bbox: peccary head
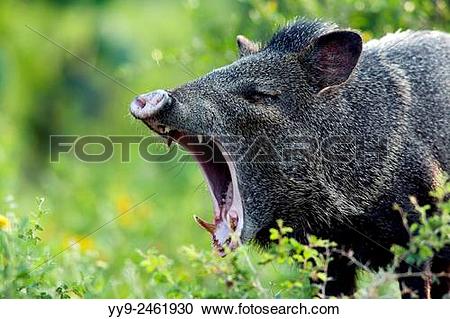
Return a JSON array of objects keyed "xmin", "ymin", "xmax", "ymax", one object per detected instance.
[{"xmin": 130, "ymin": 19, "xmax": 362, "ymax": 255}]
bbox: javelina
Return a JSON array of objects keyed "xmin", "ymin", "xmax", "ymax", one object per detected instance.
[{"xmin": 130, "ymin": 19, "xmax": 450, "ymax": 298}]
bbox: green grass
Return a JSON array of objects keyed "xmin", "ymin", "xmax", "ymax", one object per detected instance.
[{"xmin": 1, "ymin": 182, "xmax": 448, "ymax": 298}]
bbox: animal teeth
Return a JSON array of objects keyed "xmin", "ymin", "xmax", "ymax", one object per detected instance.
[
  {"xmin": 228, "ymin": 210, "xmax": 238, "ymax": 231},
  {"xmin": 193, "ymin": 215, "xmax": 216, "ymax": 234},
  {"xmin": 198, "ymin": 135, "xmax": 203, "ymax": 143}
]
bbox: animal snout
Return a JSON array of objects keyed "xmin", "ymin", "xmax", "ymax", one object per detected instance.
[{"xmin": 130, "ymin": 89, "xmax": 172, "ymax": 119}]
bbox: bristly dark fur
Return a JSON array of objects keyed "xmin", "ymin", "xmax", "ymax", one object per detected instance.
[
  {"xmin": 135, "ymin": 18, "xmax": 450, "ymax": 298},
  {"xmin": 265, "ymin": 18, "xmax": 338, "ymax": 53}
]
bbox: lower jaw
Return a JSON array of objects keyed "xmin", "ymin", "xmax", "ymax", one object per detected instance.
[
  {"xmin": 161, "ymin": 131, "xmax": 244, "ymax": 253},
  {"xmin": 137, "ymin": 116, "xmax": 247, "ymax": 254}
]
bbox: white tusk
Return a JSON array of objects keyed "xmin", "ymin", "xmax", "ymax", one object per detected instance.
[{"xmin": 193, "ymin": 215, "xmax": 216, "ymax": 234}]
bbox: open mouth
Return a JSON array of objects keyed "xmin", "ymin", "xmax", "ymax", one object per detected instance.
[{"xmin": 138, "ymin": 119, "xmax": 244, "ymax": 256}]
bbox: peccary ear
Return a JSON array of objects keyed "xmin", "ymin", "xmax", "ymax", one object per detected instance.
[
  {"xmin": 307, "ymin": 31, "xmax": 362, "ymax": 93},
  {"xmin": 236, "ymin": 35, "xmax": 259, "ymax": 58}
]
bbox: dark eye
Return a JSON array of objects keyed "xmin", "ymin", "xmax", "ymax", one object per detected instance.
[{"xmin": 241, "ymin": 88, "xmax": 279, "ymax": 104}]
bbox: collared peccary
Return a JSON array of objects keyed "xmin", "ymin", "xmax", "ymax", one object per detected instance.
[{"xmin": 130, "ymin": 19, "xmax": 450, "ymax": 298}]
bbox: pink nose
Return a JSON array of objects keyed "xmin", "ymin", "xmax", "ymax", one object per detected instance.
[
  {"xmin": 130, "ymin": 90, "xmax": 172, "ymax": 119},
  {"xmin": 135, "ymin": 96, "xmax": 146, "ymax": 108}
]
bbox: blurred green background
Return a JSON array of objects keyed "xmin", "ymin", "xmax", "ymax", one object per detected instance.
[{"xmin": 0, "ymin": 0, "xmax": 449, "ymax": 297}]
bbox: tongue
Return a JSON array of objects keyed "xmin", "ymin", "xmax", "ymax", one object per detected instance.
[{"xmin": 220, "ymin": 182, "xmax": 233, "ymax": 215}]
